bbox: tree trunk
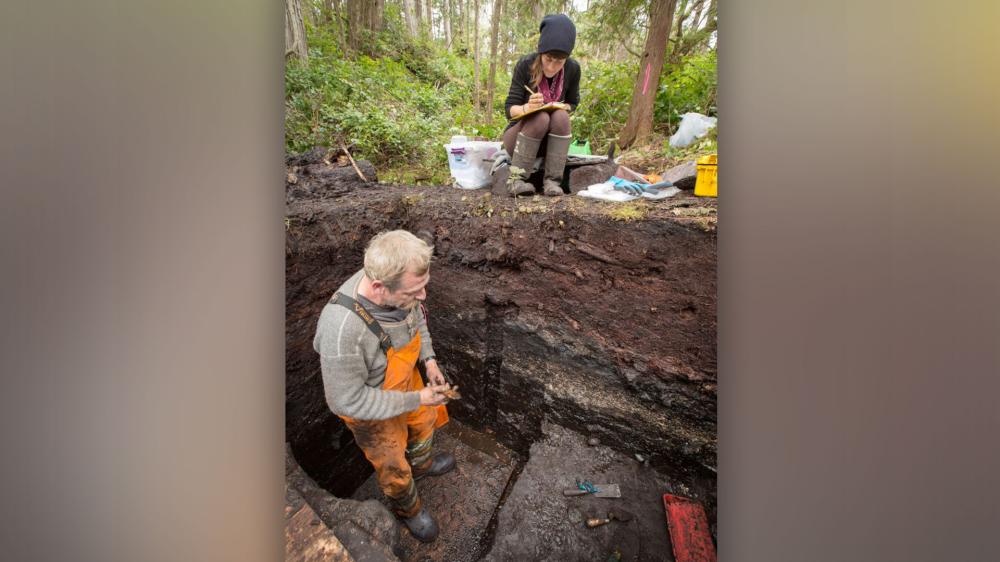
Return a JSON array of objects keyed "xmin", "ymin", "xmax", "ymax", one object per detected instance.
[
  {"xmin": 671, "ymin": 0, "xmax": 690, "ymax": 57},
  {"xmin": 458, "ymin": 0, "xmax": 465, "ymax": 51},
  {"xmin": 346, "ymin": 0, "xmax": 385, "ymax": 51},
  {"xmin": 426, "ymin": 0, "xmax": 433, "ymax": 38},
  {"xmin": 699, "ymin": 0, "xmax": 717, "ymax": 50},
  {"xmin": 302, "ymin": 0, "xmax": 315, "ymax": 26},
  {"xmin": 322, "ymin": 0, "xmax": 334, "ymax": 24},
  {"xmin": 444, "ymin": 0, "xmax": 452, "ymax": 49},
  {"xmin": 503, "ymin": 26, "xmax": 513, "ymax": 65},
  {"xmin": 346, "ymin": 0, "xmax": 360, "ymax": 50},
  {"xmin": 692, "ymin": 0, "xmax": 709, "ymax": 28},
  {"xmin": 485, "ymin": 0, "xmax": 503, "ymax": 121},
  {"xmin": 618, "ymin": 0, "xmax": 677, "ymax": 148},
  {"xmin": 473, "ymin": 0, "xmax": 481, "ymax": 112},
  {"xmin": 331, "ymin": 0, "xmax": 347, "ymax": 51},
  {"xmin": 669, "ymin": 1, "xmax": 688, "ymax": 62},
  {"xmin": 451, "ymin": 0, "xmax": 458, "ymax": 49},
  {"xmin": 285, "ymin": 0, "xmax": 309, "ymax": 61},
  {"xmin": 403, "ymin": 0, "xmax": 416, "ymax": 35},
  {"xmin": 672, "ymin": 0, "xmax": 716, "ymax": 60},
  {"xmin": 374, "ymin": 0, "xmax": 385, "ymax": 33},
  {"xmin": 414, "ymin": 0, "xmax": 423, "ymax": 30}
]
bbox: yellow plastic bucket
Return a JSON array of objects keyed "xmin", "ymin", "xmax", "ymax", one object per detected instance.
[{"xmin": 694, "ymin": 154, "xmax": 718, "ymax": 197}]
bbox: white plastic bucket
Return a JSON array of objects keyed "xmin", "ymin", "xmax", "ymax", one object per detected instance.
[{"xmin": 444, "ymin": 140, "xmax": 502, "ymax": 189}]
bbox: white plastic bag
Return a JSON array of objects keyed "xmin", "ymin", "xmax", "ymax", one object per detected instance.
[
  {"xmin": 576, "ymin": 181, "xmax": 681, "ymax": 202},
  {"xmin": 669, "ymin": 113, "xmax": 717, "ymax": 148},
  {"xmin": 577, "ymin": 181, "xmax": 638, "ymax": 202},
  {"xmin": 444, "ymin": 140, "xmax": 502, "ymax": 189}
]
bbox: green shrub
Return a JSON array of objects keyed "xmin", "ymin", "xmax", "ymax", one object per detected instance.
[
  {"xmin": 655, "ymin": 50, "xmax": 718, "ymax": 127},
  {"xmin": 285, "ymin": 39, "xmax": 469, "ymax": 174},
  {"xmin": 570, "ymin": 51, "xmax": 717, "ymax": 154},
  {"xmin": 285, "ymin": 18, "xmax": 716, "ymax": 181}
]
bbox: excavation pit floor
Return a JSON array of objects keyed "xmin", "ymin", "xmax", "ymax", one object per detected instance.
[
  {"xmin": 351, "ymin": 419, "xmax": 683, "ymax": 562},
  {"xmin": 352, "ymin": 421, "xmax": 517, "ymax": 562}
]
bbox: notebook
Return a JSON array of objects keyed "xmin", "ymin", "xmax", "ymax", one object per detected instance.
[{"xmin": 511, "ymin": 102, "xmax": 572, "ymax": 121}]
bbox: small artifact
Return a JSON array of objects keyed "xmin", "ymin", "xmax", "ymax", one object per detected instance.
[{"xmin": 586, "ymin": 508, "xmax": 634, "ymax": 529}]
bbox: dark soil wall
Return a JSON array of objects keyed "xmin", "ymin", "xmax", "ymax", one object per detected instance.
[{"xmin": 285, "ymin": 154, "xmax": 717, "ymax": 513}]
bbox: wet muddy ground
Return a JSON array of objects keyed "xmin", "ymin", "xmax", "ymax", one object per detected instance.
[
  {"xmin": 482, "ymin": 421, "xmax": 676, "ymax": 562},
  {"xmin": 350, "ymin": 420, "xmax": 682, "ymax": 562},
  {"xmin": 352, "ymin": 421, "xmax": 517, "ymax": 562},
  {"xmin": 284, "ymin": 150, "xmax": 717, "ymax": 561}
]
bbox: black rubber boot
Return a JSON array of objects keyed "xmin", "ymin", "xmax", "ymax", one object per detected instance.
[
  {"xmin": 413, "ymin": 452, "xmax": 456, "ymax": 480},
  {"xmin": 402, "ymin": 507, "xmax": 440, "ymax": 543},
  {"xmin": 507, "ymin": 132, "xmax": 543, "ymax": 197},
  {"xmin": 542, "ymin": 133, "xmax": 572, "ymax": 196}
]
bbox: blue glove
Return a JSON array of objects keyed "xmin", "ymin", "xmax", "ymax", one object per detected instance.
[
  {"xmin": 608, "ymin": 176, "xmax": 646, "ymax": 196},
  {"xmin": 609, "ymin": 176, "xmax": 676, "ymax": 196}
]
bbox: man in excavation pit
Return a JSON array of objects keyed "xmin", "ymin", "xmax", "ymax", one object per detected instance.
[{"xmin": 313, "ymin": 229, "xmax": 455, "ymax": 543}]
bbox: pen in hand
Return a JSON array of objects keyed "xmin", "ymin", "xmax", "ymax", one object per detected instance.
[{"xmin": 522, "ymin": 84, "xmax": 543, "ymax": 114}]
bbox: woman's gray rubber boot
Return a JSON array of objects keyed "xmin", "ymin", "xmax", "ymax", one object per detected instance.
[
  {"xmin": 543, "ymin": 133, "xmax": 572, "ymax": 196},
  {"xmin": 402, "ymin": 507, "xmax": 440, "ymax": 543},
  {"xmin": 507, "ymin": 132, "xmax": 543, "ymax": 197}
]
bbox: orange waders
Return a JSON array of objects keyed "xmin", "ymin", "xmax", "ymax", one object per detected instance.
[{"xmin": 333, "ymin": 293, "xmax": 449, "ymax": 517}]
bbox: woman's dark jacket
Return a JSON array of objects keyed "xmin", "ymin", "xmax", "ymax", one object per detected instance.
[{"xmin": 503, "ymin": 53, "xmax": 581, "ymax": 131}]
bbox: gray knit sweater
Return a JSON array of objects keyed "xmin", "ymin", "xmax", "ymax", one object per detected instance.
[{"xmin": 313, "ymin": 270, "xmax": 436, "ymax": 420}]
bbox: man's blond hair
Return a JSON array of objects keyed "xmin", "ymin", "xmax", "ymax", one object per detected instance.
[{"xmin": 363, "ymin": 230, "xmax": 434, "ymax": 290}]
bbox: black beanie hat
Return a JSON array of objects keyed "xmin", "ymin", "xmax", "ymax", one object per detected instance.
[{"xmin": 537, "ymin": 14, "xmax": 576, "ymax": 56}]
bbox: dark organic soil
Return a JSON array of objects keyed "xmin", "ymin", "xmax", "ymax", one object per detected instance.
[
  {"xmin": 284, "ymin": 150, "xmax": 718, "ymax": 538},
  {"xmin": 352, "ymin": 421, "xmax": 518, "ymax": 562},
  {"xmin": 482, "ymin": 422, "xmax": 678, "ymax": 562}
]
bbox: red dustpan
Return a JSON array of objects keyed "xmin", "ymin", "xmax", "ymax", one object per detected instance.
[{"xmin": 663, "ymin": 494, "xmax": 717, "ymax": 562}]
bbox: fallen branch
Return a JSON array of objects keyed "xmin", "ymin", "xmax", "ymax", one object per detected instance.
[
  {"xmin": 339, "ymin": 143, "xmax": 367, "ymax": 183},
  {"xmin": 568, "ymin": 239, "xmax": 623, "ymax": 266},
  {"xmin": 534, "ymin": 259, "xmax": 585, "ymax": 278}
]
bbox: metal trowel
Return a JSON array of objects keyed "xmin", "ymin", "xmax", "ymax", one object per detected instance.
[
  {"xmin": 586, "ymin": 508, "xmax": 635, "ymax": 528},
  {"xmin": 562, "ymin": 483, "xmax": 622, "ymax": 498}
]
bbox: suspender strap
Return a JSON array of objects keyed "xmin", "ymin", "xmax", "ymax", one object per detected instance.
[{"xmin": 330, "ymin": 292, "xmax": 391, "ymax": 354}]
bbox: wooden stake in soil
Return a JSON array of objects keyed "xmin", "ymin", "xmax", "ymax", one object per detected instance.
[{"xmin": 340, "ymin": 143, "xmax": 368, "ymax": 183}]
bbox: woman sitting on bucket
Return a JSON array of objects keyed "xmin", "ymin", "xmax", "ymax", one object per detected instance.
[{"xmin": 502, "ymin": 13, "xmax": 580, "ymax": 197}]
